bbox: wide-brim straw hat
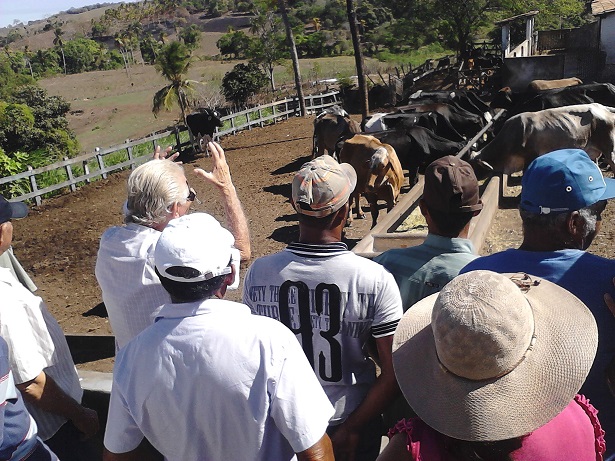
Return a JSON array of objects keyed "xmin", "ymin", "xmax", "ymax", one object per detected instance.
[{"xmin": 393, "ymin": 270, "xmax": 598, "ymax": 442}]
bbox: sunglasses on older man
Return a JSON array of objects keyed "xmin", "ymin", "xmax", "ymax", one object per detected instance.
[{"xmin": 186, "ymin": 184, "xmax": 201, "ymax": 204}]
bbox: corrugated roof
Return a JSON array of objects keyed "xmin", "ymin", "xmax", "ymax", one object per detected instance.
[
  {"xmin": 494, "ymin": 10, "xmax": 539, "ymax": 25},
  {"xmin": 592, "ymin": 0, "xmax": 615, "ymax": 16}
]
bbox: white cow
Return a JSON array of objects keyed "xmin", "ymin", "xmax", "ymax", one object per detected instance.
[{"xmin": 471, "ymin": 103, "xmax": 615, "ymax": 175}]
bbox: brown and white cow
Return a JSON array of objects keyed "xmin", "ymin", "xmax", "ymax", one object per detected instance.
[
  {"xmin": 312, "ymin": 109, "xmax": 361, "ymax": 159},
  {"xmin": 339, "ymin": 134, "xmax": 404, "ymax": 228},
  {"xmin": 527, "ymin": 77, "xmax": 583, "ymax": 92},
  {"xmin": 470, "ymin": 103, "xmax": 615, "ymax": 176}
]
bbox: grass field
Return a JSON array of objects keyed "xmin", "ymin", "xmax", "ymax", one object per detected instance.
[{"xmin": 38, "ymin": 54, "xmax": 393, "ymax": 153}]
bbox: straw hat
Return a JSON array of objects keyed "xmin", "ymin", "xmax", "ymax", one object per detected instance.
[{"xmin": 392, "ymin": 270, "xmax": 598, "ymax": 442}]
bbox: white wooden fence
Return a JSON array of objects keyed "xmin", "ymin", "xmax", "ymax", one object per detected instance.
[{"xmin": 0, "ymin": 91, "xmax": 341, "ymax": 206}]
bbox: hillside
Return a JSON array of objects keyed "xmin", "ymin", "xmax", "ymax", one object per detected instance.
[
  {"xmin": 38, "ymin": 55, "xmax": 382, "ymax": 153},
  {"xmin": 3, "ymin": 4, "xmax": 253, "ymax": 57}
]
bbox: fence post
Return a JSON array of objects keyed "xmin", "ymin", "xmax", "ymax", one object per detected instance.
[
  {"xmin": 83, "ymin": 160, "xmax": 91, "ymax": 184},
  {"xmin": 258, "ymin": 108, "xmax": 263, "ymax": 127},
  {"xmin": 273, "ymin": 104, "xmax": 277, "ymax": 124},
  {"xmin": 28, "ymin": 166, "xmax": 41, "ymax": 207},
  {"xmin": 127, "ymin": 145, "xmax": 134, "ymax": 169},
  {"xmin": 64, "ymin": 158, "xmax": 76, "ymax": 192},
  {"xmin": 246, "ymin": 112, "xmax": 251, "ymax": 130},
  {"xmin": 231, "ymin": 116, "xmax": 236, "ymax": 134},
  {"xmin": 174, "ymin": 126, "xmax": 182, "ymax": 151},
  {"xmin": 96, "ymin": 150, "xmax": 107, "ymax": 179}
]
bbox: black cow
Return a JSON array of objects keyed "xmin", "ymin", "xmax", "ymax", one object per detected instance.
[
  {"xmin": 491, "ymin": 83, "xmax": 615, "ymax": 115},
  {"xmin": 397, "ymin": 102, "xmax": 485, "ymax": 138},
  {"xmin": 369, "ymin": 126, "xmax": 465, "ymax": 186},
  {"xmin": 380, "ymin": 112, "xmax": 465, "ymax": 142},
  {"xmin": 408, "ymin": 89, "xmax": 492, "ymax": 119},
  {"xmin": 186, "ymin": 109, "xmax": 224, "ymax": 154}
]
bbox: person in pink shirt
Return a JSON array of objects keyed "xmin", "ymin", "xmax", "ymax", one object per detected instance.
[{"xmin": 378, "ymin": 270, "xmax": 605, "ymax": 461}]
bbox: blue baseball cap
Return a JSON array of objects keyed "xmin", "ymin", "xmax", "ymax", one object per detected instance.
[
  {"xmin": 0, "ymin": 195, "xmax": 28, "ymax": 224},
  {"xmin": 520, "ymin": 149, "xmax": 615, "ymax": 214}
]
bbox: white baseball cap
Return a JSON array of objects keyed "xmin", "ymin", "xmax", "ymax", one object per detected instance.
[{"xmin": 155, "ymin": 213, "xmax": 235, "ymax": 283}]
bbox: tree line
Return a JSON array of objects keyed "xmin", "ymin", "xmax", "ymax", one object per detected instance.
[{"xmin": 0, "ymin": 0, "xmax": 591, "ymax": 186}]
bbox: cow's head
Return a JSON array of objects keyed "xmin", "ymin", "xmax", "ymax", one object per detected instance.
[
  {"xmin": 367, "ymin": 147, "xmax": 391, "ymax": 190},
  {"xmin": 203, "ymin": 108, "xmax": 224, "ymax": 128},
  {"xmin": 466, "ymin": 154, "xmax": 494, "ymax": 180},
  {"xmin": 490, "ymin": 87, "xmax": 514, "ymax": 110}
]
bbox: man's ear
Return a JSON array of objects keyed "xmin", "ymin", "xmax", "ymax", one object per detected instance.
[
  {"xmin": 567, "ymin": 211, "xmax": 586, "ymax": 245},
  {"xmin": 332, "ymin": 202, "xmax": 350, "ymax": 226},
  {"xmin": 169, "ymin": 202, "xmax": 181, "ymax": 218},
  {"xmin": 215, "ymin": 266, "xmax": 236, "ymax": 299},
  {"xmin": 0, "ymin": 221, "xmax": 13, "ymax": 255},
  {"xmin": 568, "ymin": 211, "xmax": 581, "ymax": 234}
]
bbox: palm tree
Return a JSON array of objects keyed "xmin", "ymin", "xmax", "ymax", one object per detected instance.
[
  {"xmin": 53, "ymin": 27, "xmax": 66, "ymax": 74},
  {"xmin": 23, "ymin": 45, "xmax": 33, "ymax": 78},
  {"xmin": 114, "ymin": 33, "xmax": 131, "ymax": 77},
  {"xmin": 152, "ymin": 41, "xmax": 199, "ymax": 125},
  {"xmin": 346, "ymin": 0, "xmax": 369, "ymax": 120},
  {"xmin": 278, "ymin": 0, "xmax": 306, "ymax": 116}
]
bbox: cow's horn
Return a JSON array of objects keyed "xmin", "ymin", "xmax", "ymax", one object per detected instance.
[{"xmin": 477, "ymin": 159, "xmax": 494, "ymax": 171}]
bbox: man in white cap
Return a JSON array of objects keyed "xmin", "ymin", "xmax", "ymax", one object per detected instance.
[
  {"xmin": 462, "ymin": 148, "xmax": 615, "ymax": 458},
  {"xmin": 0, "ymin": 194, "xmax": 99, "ymax": 461},
  {"xmin": 103, "ymin": 213, "xmax": 334, "ymax": 461},
  {"xmin": 95, "ymin": 142, "xmax": 251, "ymax": 350},
  {"xmin": 243, "ymin": 155, "xmax": 403, "ymax": 461}
]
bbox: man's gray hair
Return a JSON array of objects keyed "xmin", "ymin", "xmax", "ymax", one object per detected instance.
[
  {"xmin": 125, "ymin": 160, "xmax": 188, "ymax": 227},
  {"xmin": 520, "ymin": 205, "xmax": 598, "ymax": 238}
]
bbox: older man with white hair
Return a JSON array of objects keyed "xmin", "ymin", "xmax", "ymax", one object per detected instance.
[{"xmin": 95, "ymin": 141, "xmax": 250, "ymax": 350}]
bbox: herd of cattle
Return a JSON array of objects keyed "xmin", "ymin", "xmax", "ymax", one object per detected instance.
[
  {"xmin": 312, "ymin": 80, "xmax": 615, "ymax": 227},
  {"xmin": 180, "ymin": 80, "xmax": 615, "ymax": 229}
]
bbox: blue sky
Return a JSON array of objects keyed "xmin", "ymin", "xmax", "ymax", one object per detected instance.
[{"xmin": 0, "ymin": 1, "xmax": 141, "ymax": 28}]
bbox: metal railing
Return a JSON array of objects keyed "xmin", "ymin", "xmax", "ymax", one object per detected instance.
[{"xmin": 1, "ymin": 91, "xmax": 341, "ymax": 206}]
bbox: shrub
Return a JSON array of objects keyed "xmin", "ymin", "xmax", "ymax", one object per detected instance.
[{"xmin": 221, "ymin": 62, "xmax": 268, "ymax": 107}]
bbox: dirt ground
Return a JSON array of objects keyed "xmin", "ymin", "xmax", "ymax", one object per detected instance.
[{"xmin": 11, "ymin": 115, "xmax": 615, "ymax": 372}]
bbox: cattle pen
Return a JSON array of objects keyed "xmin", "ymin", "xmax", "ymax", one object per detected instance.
[
  {"xmin": 352, "ymin": 109, "xmax": 506, "ymax": 259},
  {"xmin": 0, "ymin": 91, "xmax": 342, "ymax": 206}
]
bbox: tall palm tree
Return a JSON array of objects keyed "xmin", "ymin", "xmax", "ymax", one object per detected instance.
[
  {"xmin": 23, "ymin": 45, "xmax": 33, "ymax": 78},
  {"xmin": 115, "ymin": 34, "xmax": 129, "ymax": 76},
  {"xmin": 278, "ymin": 0, "xmax": 306, "ymax": 116},
  {"xmin": 53, "ymin": 27, "xmax": 66, "ymax": 74},
  {"xmin": 152, "ymin": 41, "xmax": 199, "ymax": 125},
  {"xmin": 346, "ymin": 0, "xmax": 368, "ymax": 120}
]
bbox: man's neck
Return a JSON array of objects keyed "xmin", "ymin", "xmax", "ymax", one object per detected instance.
[
  {"xmin": 518, "ymin": 237, "xmax": 574, "ymax": 252},
  {"xmin": 427, "ymin": 223, "xmax": 470, "ymax": 239},
  {"xmin": 297, "ymin": 235, "xmax": 341, "ymax": 244},
  {"xmin": 298, "ymin": 225, "xmax": 342, "ymax": 244}
]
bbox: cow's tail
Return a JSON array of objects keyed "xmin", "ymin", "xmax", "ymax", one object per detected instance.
[{"xmin": 312, "ymin": 132, "xmax": 318, "ymax": 158}]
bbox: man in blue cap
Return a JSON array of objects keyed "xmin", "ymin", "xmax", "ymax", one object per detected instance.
[
  {"xmin": 0, "ymin": 194, "xmax": 100, "ymax": 461},
  {"xmin": 0, "ymin": 195, "xmax": 37, "ymax": 292},
  {"xmin": 462, "ymin": 148, "xmax": 615, "ymax": 458}
]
